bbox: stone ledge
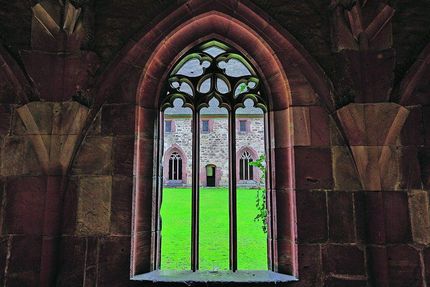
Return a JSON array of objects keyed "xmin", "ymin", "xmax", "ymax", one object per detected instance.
[{"xmin": 132, "ymin": 270, "xmax": 297, "ymax": 284}]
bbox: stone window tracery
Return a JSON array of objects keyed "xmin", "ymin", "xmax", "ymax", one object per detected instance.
[
  {"xmin": 158, "ymin": 40, "xmax": 267, "ymax": 272},
  {"xmin": 168, "ymin": 152, "xmax": 182, "ymax": 180},
  {"xmin": 239, "ymin": 151, "xmax": 254, "ymax": 180}
]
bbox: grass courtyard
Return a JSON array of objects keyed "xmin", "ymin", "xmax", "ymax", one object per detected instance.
[{"xmin": 160, "ymin": 187, "xmax": 267, "ymax": 270}]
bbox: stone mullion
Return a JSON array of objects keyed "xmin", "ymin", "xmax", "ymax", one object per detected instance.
[
  {"xmin": 191, "ymin": 111, "xmax": 200, "ymax": 271},
  {"xmin": 228, "ymin": 109, "xmax": 238, "ymax": 271}
]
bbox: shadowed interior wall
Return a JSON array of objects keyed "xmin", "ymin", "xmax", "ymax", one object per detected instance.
[{"xmin": 0, "ymin": 0, "xmax": 429, "ymax": 287}]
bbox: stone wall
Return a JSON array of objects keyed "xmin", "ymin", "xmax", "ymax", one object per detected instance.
[
  {"xmin": 163, "ymin": 115, "xmax": 265, "ymax": 186},
  {"xmin": 0, "ymin": 0, "xmax": 429, "ymax": 286}
]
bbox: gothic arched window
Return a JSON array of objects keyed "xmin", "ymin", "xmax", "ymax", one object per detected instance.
[
  {"xmin": 239, "ymin": 151, "xmax": 254, "ymax": 181},
  {"xmin": 168, "ymin": 152, "xmax": 182, "ymax": 180},
  {"xmin": 159, "ymin": 40, "xmax": 267, "ymax": 272}
]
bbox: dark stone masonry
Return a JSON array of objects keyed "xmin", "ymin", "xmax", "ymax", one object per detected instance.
[{"xmin": 0, "ymin": 0, "xmax": 429, "ymax": 286}]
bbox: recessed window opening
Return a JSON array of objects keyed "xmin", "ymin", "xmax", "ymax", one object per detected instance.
[
  {"xmin": 239, "ymin": 151, "xmax": 253, "ymax": 181},
  {"xmin": 169, "ymin": 152, "xmax": 183, "ymax": 180},
  {"xmin": 202, "ymin": 120, "xmax": 209, "ymax": 133},
  {"xmin": 165, "ymin": 120, "xmax": 173, "ymax": 132},
  {"xmin": 158, "ymin": 40, "xmax": 269, "ymax": 273},
  {"xmin": 239, "ymin": 120, "xmax": 247, "ymax": 133}
]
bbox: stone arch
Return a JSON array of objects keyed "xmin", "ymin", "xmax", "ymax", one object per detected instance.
[
  {"xmin": 398, "ymin": 43, "xmax": 430, "ymax": 106},
  {"xmin": 163, "ymin": 144, "xmax": 188, "ymax": 185},
  {"xmin": 236, "ymin": 146, "xmax": 260, "ymax": 182},
  {"xmin": 0, "ymin": 44, "xmax": 36, "ymax": 103},
  {"xmin": 115, "ymin": 0, "xmax": 337, "ymax": 277}
]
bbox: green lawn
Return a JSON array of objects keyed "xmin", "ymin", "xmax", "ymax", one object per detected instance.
[{"xmin": 160, "ymin": 187, "xmax": 267, "ymax": 271}]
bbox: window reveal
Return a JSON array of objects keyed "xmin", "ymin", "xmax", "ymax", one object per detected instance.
[{"xmin": 159, "ymin": 40, "xmax": 267, "ymax": 272}]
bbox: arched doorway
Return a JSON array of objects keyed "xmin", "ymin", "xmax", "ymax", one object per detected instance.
[{"xmin": 206, "ymin": 164, "xmax": 216, "ymax": 187}]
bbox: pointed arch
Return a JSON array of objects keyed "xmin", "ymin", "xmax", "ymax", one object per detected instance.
[
  {"xmin": 123, "ymin": 0, "xmax": 336, "ymax": 278},
  {"xmin": 0, "ymin": 44, "xmax": 37, "ymax": 103},
  {"xmin": 398, "ymin": 43, "xmax": 430, "ymax": 106},
  {"xmin": 236, "ymin": 146, "xmax": 259, "ymax": 182},
  {"xmin": 163, "ymin": 144, "xmax": 188, "ymax": 185}
]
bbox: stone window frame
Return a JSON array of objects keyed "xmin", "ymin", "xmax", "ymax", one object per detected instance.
[
  {"xmin": 201, "ymin": 119, "xmax": 214, "ymax": 133},
  {"xmin": 163, "ymin": 144, "xmax": 188, "ymax": 185},
  {"xmin": 237, "ymin": 119, "xmax": 251, "ymax": 134},
  {"xmin": 158, "ymin": 39, "xmax": 268, "ymax": 273},
  {"xmin": 164, "ymin": 119, "xmax": 175, "ymax": 133},
  {"xmin": 236, "ymin": 146, "xmax": 259, "ymax": 183},
  {"xmin": 92, "ymin": 0, "xmax": 337, "ymax": 283}
]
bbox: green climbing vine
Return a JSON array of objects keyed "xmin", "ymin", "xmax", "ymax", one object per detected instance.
[{"xmin": 249, "ymin": 154, "xmax": 268, "ymax": 233}]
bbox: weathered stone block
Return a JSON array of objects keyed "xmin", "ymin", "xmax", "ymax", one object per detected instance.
[
  {"xmin": 350, "ymin": 146, "xmax": 402, "ymax": 191},
  {"xmin": 296, "ymin": 190, "xmax": 327, "ymax": 243},
  {"xmin": 291, "ymin": 106, "xmax": 311, "ymax": 146},
  {"xmin": 297, "ymin": 244, "xmax": 322, "ymax": 286},
  {"xmin": 424, "ymin": 247, "xmax": 430, "ymax": 283},
  {"xmin": 111, "ymin": 176, "xmax": 133, "ymax": 235},
  {"xmin": 288, "ymin": 70, "xmax": 318, "ymax": 106},
  {"xmin": 401, "ymin": 106, "xmax": 424, "ymax": 146},
  {"xmin": 136, "ymin": 106, "xmax": 157, "ymax": 139},
  {"xmin": 365, "ymin": 191, "xmax": 411, "ymax": 244},
  {"xmin": 294, "ymin": 147, "xmax": 333, "ymax": 190},
  {"xmin": 51, "ymin": 102, "xmax": 89, "ymax": 135},
  {"xmin": 399, "ymin": 146, "xmax": 423, "ymax": 190},
  {"xmin": 323, "ymin": 277, "xmax": 368, "ymax": 287},
  {"xmin": 272, "ymin": 109, "xmax": 293, "ymax": 148},
  {"xmin": 273, "ymin": 148, "xmax": 293, "ymax": 189},
  {"xmin": 14, "ymin": 102, "xmax": 54, "ymax": 135},
  {"xmin": 7, "ymin": 235, "xmax": 42, "ymax": 286},
  {"xmin": 56, "ymin": 236, "xmax": 86, "ymax": 287},
  {"xmin": 337, "ymin": 103, "xmax": 409, "ymax": 146},
  {"xmin": 0, "ymin": 104, "xmax": 11, "ymax": 136},
  {"xmin": 328, "ymin": 192, "xmax": 355, "ymax": 242},
  {"xmin": 61, "ymin": 176, "xmax": 79, "ymax": 235},
  {"xmin": 387, "ymin": 245, "xmax": 422, "ymax": 287},
  {"xmin": 5, "ymin": 177, "xmax": 46, "ymax": 235},
  {"xmin": 331, "ymin": 146, "xmax": 361, "ymax": 191},
  {"xmin": 419, "ymin": 148, "xmax": 430, "ymax": 190},
  {"xmin": 424, "ymin": 106, "xmax": 430, "ymax": 146},
  {"xmin": 135, "ymin": 138, "xmax": 155, "ymax": 178},
  {"xmin": 101, "ymin": 104, "xmax": 135, "ymax": 136},
  {"xmin": 72, "ymin": 136, "xmax": 113, "ymax": 175},
  {"xmin": 322, "ymin": 244, "xmax": 365, "ymax": 275},
  {"xmin": 1, "ymin": 136, "xmax": 41, "ymax": 176},
  {"xmin": 97, "ymin": 236, "xmax": 131, "ymax": 287},
  {"xmin": 113, "ymin": 136, "xmax": 135, "ymax": 176},
  {"xmin": 275, "ymin": 189, "xmax": 293, "ymax": 240},
  {"xmin": 76, "ymin": 176, "xmax": 112, "ymax": 235},
  {"xmin": 408, "ymin": 190, "xmax": 430, "ymax": 244},
  {"xmin": 385, "ymin": 191, "xmax": 412, "ymax": 243},
  {"xmin": 309, "ymin": 106, "xmax": 330, "ymax": 146}
]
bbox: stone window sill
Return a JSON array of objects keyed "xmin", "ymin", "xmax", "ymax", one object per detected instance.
[{"xmin": 132, "ymin": 270, "xmax": 297, "ymax": 285}]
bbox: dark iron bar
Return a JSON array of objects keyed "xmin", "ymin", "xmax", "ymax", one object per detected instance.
[
  {"xmin": 228, "ymin": 110, "xmax": 238, "ymax": 271},
  {"xmin": 191, "ymin": 111, "xmax": 200, "ymax": 271}
]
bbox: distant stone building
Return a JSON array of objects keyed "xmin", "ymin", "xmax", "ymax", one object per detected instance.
[{"xmin": 163, "ymin": 104, "xmax": 265, "ymax": 187}]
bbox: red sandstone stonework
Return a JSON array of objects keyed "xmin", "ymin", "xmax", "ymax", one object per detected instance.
[{"xmin": 0, "ymin": 0, "xmax": 428, "ymax": 286}]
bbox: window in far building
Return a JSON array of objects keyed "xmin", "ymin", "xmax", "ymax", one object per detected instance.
[
  {"xmin": 165, "ymin": 120, "xmax": 173, "ymax": 132},
  {"xmin": 168, "ymin": 152, "xmax": 182, "ymax": 180},
  {"xmin": 239, "ymin": 120, "xmax": 247, "ymax": 133},
  {"xmin": 202, "ymin": 120, "xmax": 209, "ymax": 132},
  {"xmin": 239, "ymin": 151, "xmax": 254, "ymax": 180}
]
